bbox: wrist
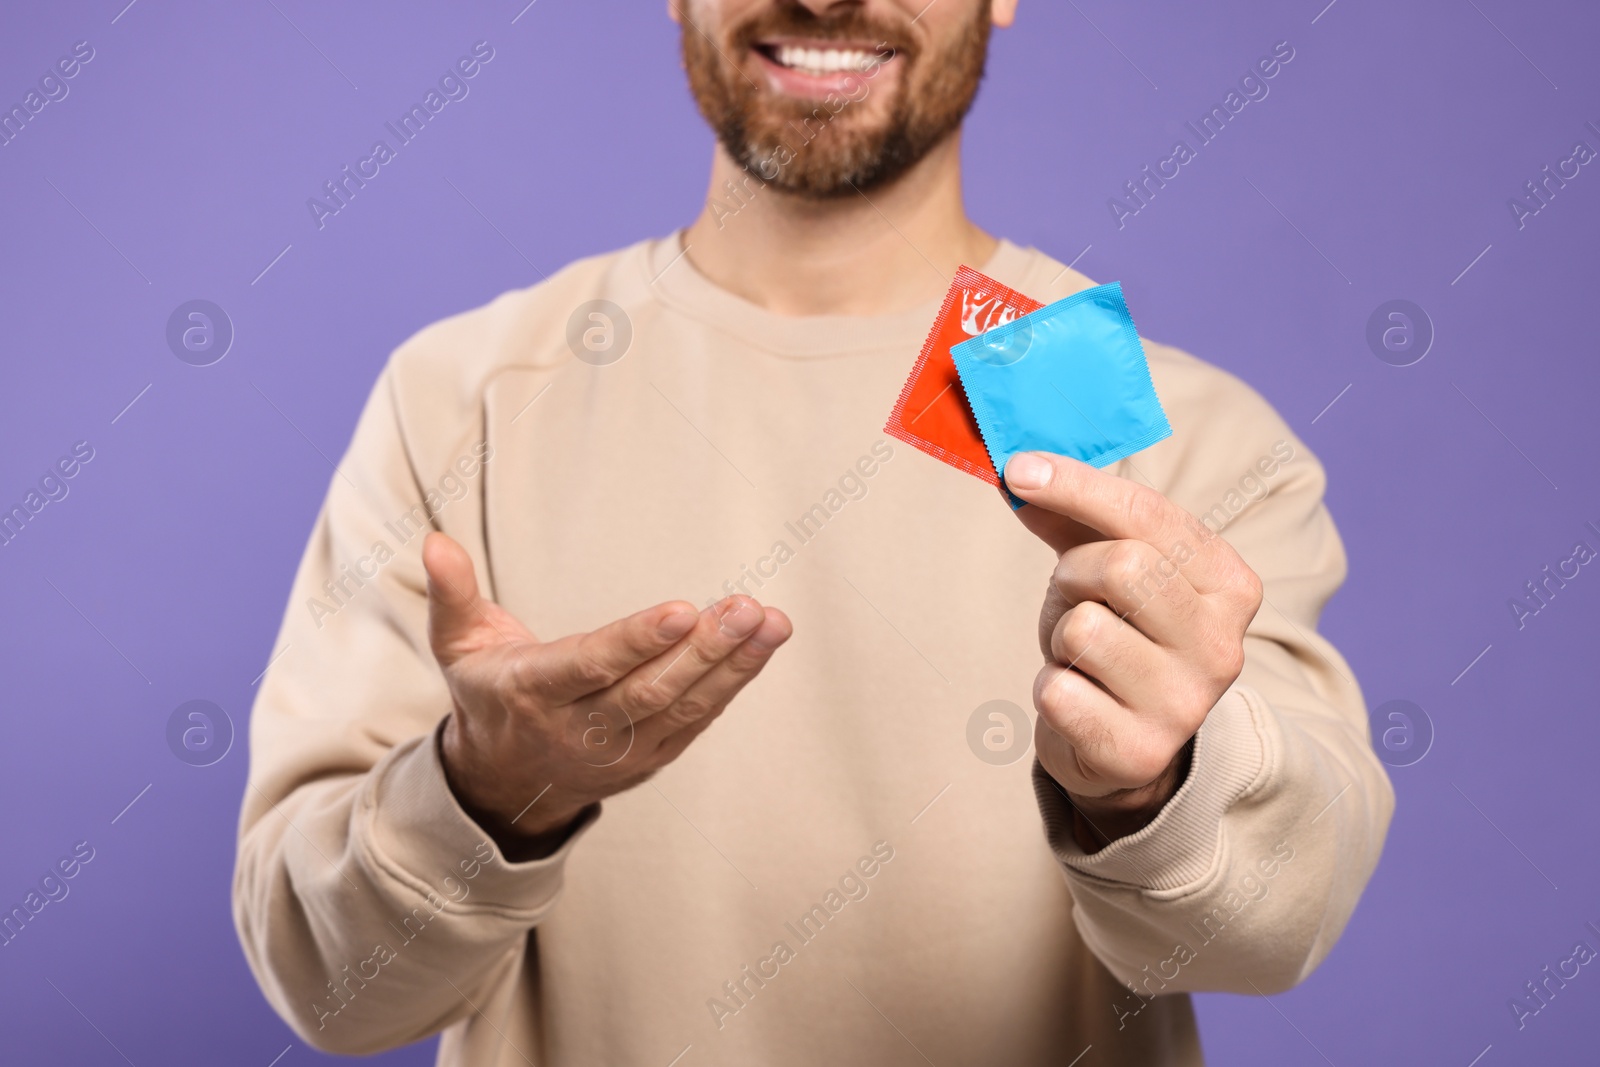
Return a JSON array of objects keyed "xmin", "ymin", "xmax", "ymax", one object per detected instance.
[
  {"xmin": 458, "ymin": 797, "xmax": 590, "ymax": 863},
  {"xmin": 1066, "ymin": 735, "xmax": 1195, "ymax": 853},
  {"xmin": 438, "ymin": 717, "xmax": 588, "ymax": 861}
]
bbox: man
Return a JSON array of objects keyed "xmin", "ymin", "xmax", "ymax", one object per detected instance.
[{"xmin": 233, "ymin": 1, "xmax": 1392, "ymax": 1064}]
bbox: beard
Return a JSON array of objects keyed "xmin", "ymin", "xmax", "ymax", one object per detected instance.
[{"xmin": 680, "ymin": 1, "xmax": 992, "ymax": 199}]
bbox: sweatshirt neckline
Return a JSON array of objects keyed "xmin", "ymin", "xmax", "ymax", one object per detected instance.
[{"xmin": 639, "ymin": 229, "xmax": 1035, "ymax": 358}]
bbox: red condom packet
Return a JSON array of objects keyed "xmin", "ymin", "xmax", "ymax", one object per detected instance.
[{"xmin": 885, "ymin": 266, "xmax": 1044, "ymax": 486}]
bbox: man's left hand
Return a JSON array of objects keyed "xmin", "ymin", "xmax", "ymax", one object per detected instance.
[{"xmin": 1003, "ymin": 451, "xmax": 1264, "ymax": 848}]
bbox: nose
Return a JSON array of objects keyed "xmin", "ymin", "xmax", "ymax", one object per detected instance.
[{"xmin": 791, "ymin": 0, "xmax": 866, "ymax": 15}]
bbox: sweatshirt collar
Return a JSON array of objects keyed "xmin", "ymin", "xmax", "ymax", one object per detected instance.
[{"xmin": 638, "ymin": 228, "xmax": 1041, "ymax": 358}]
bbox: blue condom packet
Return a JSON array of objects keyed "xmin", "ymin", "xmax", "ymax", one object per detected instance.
[{"xmin": 949, "ymin": 281, "xmax": 1171, "ymax": 509}]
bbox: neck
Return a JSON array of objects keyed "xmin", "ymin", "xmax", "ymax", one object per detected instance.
[{"xmin": 681, "ymin": 132, "xmax": 997, "ymax": 317}]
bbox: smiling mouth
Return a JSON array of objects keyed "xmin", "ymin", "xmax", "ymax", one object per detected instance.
[{"xmin": 753, "ymin": 40, "xmax": 892, "ymax": 77}]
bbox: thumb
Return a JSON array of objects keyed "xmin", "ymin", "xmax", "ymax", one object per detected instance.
[
  {"xmin": 1013, "ymin": 495, "xmax": 1103, "ymax": 557},
  {"xmin": 422, "ymin": 531, "xmax": 491, "ymax": 667},
  {"xmin": 1006, "ymin": 453, "xmax": 1105, "ymax": 556}
]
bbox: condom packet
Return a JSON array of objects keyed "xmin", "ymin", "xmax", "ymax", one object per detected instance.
[
  {"xmin": 950, "ymin": 281, "xmax": 1172, "ymax": 509},
  {"xmin": 884, "ymin": 266, "xmax": 1044, "ymax": 488}
]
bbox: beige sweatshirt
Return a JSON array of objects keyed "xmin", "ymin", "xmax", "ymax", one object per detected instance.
[{"xmin": 233, "ymin": 234, "xmax": 1393, "ymax": 1067}]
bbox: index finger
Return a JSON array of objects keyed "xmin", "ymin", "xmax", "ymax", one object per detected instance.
[
  {"xmin": 531, "ymin": 600, "xmax": 702, "ymax": 703},
  {"xmin": 1004, "ymin": 451, "xmax": 1229, "ymax": 592}
]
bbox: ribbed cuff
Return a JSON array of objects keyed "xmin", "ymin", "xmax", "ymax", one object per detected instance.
[
  {"xmin": 358, "ymin": 723, "xmax": 599, "ymax": 918},
  {"xmin": 1033, "ymin": 686, "xmax": 1268, "ymax": 893}
]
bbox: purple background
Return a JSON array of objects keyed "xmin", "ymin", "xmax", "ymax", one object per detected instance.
[{"xmin": 2, "ymin": 0, "xmax": 1597, "ymax": 1063}]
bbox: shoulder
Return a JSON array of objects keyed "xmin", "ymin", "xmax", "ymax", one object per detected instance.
[
  {"xmin": 383, "ymin": 238, "xmax": 655, "ymax": 419},
  {"xmin": 1131, "ymin": 337, "xmax": 1344, "ymax": 598},
  {"xmin": 1144, "ymin": 338, "xmax": 1289, "ymax": 452}
]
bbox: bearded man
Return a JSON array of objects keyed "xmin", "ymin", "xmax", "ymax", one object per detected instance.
[{"xmin": 233, "ymin": 2, "xmax": 1392, "ymax": 1064}]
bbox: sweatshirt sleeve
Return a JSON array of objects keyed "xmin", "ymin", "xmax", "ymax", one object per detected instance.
[
  {"xmin": 231, "ymin": 360, "xmax": 592, "ymax": 1055},
  {"xmin": 1032, "ymin": 354, "xmax": 1394, "ymax": 1003}
]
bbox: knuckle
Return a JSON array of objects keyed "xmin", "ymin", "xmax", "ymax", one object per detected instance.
[
  {"xmin": 508, "ymin": 661, "xmax": 558, "ymax": 707},
  {"xmin": 1203, "ymin": 622, "xmax": 1247, "ymax": 681},
  {"xmin": 1032, "ymin": 664, "xmax": 1075, "ymax": 719},
  {"xmin": 1240, "ymin": 568, "xmax": 1265, "ymax": 612},
  {"xmin": 1050, "ymin": 553, "xmax": 1077, "ymax": 592},
  {"xmin": 1103, "ymin": 541, "xmax": 1153, "ymax": 598},
  {"xmin": 1123, "ymin": 486, "xmax": 1166, "ymax": 533},
  {"xmin": 571, "ymin": 655, "xmax": 617, "ymax": 692},
  {"xmin": 1034, "ymin": 666, "xmax": 1096, "ymax": 734},
  {"xmin": 509, "ymin": 658, "xmax": 546, "ymax": 693},
  {"xmin": 681, "ymin": 637, "xmax": 725, "ymax": 671},
  {"xmin": 1056, "ymin": 605, "xmax": 1102, "ymax": 658},
  {"xmin": 723, "ymin": 640, "xmax": 771, "ymax": 674},
  {"xmin": 666, "ymin": 698, "xmax": 719, "ymax": 731},
  {"xmin": 1223, "ymin": 558, "xmax": 1264, "ymax": 613},
  {"xmin": 619, "ymin": 678, "xmax": 674, "ymax": 716}
]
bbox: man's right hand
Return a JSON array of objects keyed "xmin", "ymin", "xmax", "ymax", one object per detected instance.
[{"xmin": 422, "ymin": 531, "xmax": 792, "ymax": 860}]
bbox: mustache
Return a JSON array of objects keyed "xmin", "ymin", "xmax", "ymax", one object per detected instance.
[{"xmin": 727, "ymin": 4, "xmax": 917, "ymax": 62}]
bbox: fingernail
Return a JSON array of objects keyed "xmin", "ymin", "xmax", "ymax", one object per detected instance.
[
  {"xmin": 659, "ymin": 611, "xmax": 697, "ymax": 640},
  {"xmin": 1005, "ymin": 452, "xmax": 1052, "ymax": 491},
  {"xmin": 746, "ymin": 616, "xmax": 789, "ymax": 652},
  {"xmin": 716, "ymin": 598, "xmax": 761, "ymax": 637}
]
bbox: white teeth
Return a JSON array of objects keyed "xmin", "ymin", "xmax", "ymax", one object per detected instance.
[{"xmin": 773, "ymin": 44, "xmax": 883, "ymax": 76}]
